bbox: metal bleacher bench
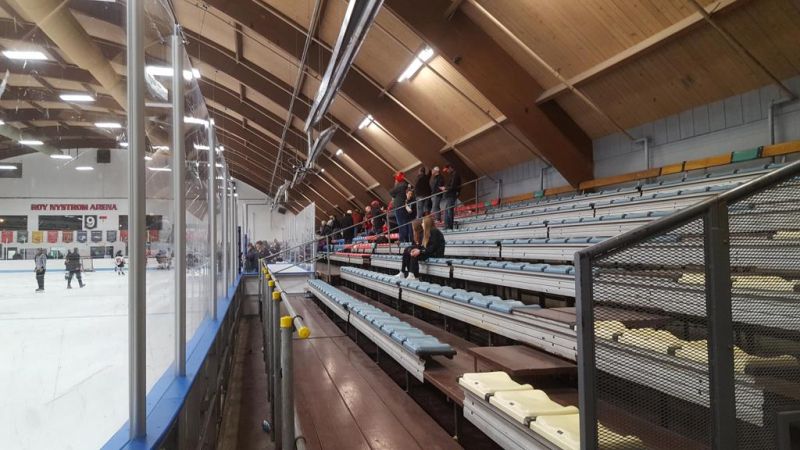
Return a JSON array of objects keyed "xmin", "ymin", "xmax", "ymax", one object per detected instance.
[
  {"xmin": 340, "ymin": 267, "xmax": 578, "ymax": 360},
  {"xmin": 369, "ymin": 254, "xmax": 576, "ymax": 297},
  {"xmin": 306, "ymin": 279, "xmax": 455, "ymax": 381}
]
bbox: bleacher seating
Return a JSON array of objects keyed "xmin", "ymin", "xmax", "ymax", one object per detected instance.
[
  {"xmin": 307, "ymin": 279, "xmax": 455, "ymax": 381},
  {"xmin": 459, "ymin": 371, "xmax": 643, "ymax": 450}
]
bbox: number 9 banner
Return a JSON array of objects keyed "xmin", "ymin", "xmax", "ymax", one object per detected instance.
[{"xmin": 83, "ymin": 215, "xmax": 97, "ymax": 229}]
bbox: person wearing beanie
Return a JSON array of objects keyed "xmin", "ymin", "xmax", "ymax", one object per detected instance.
[{"xmin": 389, "ymin": 172, "xmax": 411, "ymax": 242}]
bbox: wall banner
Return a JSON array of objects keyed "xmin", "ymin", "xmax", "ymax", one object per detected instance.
[
  {"xmin": 47, "ymin": 231, "xmax": 58, "ymax": 243},
  {"xmin": 106, "ymin": 230, "xmax": 117, "ymax": 243},
  {"xmin": 62, "ymin": 231, "xmax": 73, "ymax": 243},
  {"xmin": 91, "ymin": 230, "xmax": 103, "ymax": 243},
  {"xmin": 31, "ymin": 231, "xmax": 43, "ymax": 244},
  {"xmin": 76, "ymin": 230, "xmax": 87, "ymax": 243}
]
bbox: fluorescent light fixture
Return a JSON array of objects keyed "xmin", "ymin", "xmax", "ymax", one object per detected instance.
[
  {"xmin": 19, "ymin": 140, "xmax": 44, "ymax": 146},
  {"xmin": 397, "ymin": 47, "xmax": 433, "ymax": 82},
  {"xmin": 216, "ymin": 146, "xmax": 224, "ymax": 152},
  {"xmin": 335, "ymin": 148, "xmax": 344, "ymax": 156},
  {"xmin": 0, "ymin": 120, "xmax": 5, "ymax": 125},
  {"xmin": 75, "ymin": 166, "xmax": 94, "ymax": 171},
  {"xmin": 95, "ymin": 122, "xmax": 122, "ymax": 129},
  {"xmin": 119, "ymin": 142, "xmax": 129, "ymax": 148},
  {"xmin": 50, "ymin": 154, "xmax": 73, "ymax": 160},
  {"xmin": 320, "ymin": 168, "xmax": 325, "ymax": 172},
  {"xmin": 184, "ymin": 116, "xmax": 208, "ymax": 126},
  {"xmin": 234, "ymin": 193, "xmax": 239, "ymax": 197},
  {"xmin": 59, "ymin": 93, "xmax": 95, "ymax": 102},
  {"xmin": 358, "ymin": 114, "xmax": 373, "ymax": 130},
  {"xmin": 216, "ymin": 176, "xmax": 225, "ymax": 180},
  {"xmin": 215, "ymin": 163, "xmax": 223, "ymax": 168},
  {"xmin": 144, "ymin": 155, "xmax": 153, "ymax": 161},
  {"xmin": 148, "ymin": 167, "xmax": 171, "ymax": 172},
  {"xmin": 3, "ymin": 50, "xmax": 47, "ymax": 60},
  {"xmin": 0, "ymin": 164, "xmax": 17, "ymax": 170},
  {"xmin": 194, "ymin": 144, "xmax": 210, "ymax": 151},
  {"xmin": 145, "ymin": 65, "xmax": 201, "ymax": 81},
  {"xmin": 152, "ymin": 145, "xmax": 170, "ymax": 151}
]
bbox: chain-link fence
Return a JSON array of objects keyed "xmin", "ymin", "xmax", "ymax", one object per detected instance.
[{"xmin": 576, "ymin": 161, "xmax": 800, "ymax": 449}]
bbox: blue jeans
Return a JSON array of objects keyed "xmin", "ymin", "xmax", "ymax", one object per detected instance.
[
  {"xmin": 431, "ymin": 194, "xmax": 442, "ymax": 221},
  {"xmin": 395, "ymin": 209, "xmax": 412, "ymax": 242},
  {"xmin": 443, "ymin": 195, "xmax": 456, "ymax": 229},
  {"xmin": 416, "ymin": 198, "xmax": 431, "ymax": 219}
]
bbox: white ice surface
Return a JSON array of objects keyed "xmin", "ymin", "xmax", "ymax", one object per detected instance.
[{"xmin": 0, "ymin": 266, "xmax": 210, "ymax": 449}]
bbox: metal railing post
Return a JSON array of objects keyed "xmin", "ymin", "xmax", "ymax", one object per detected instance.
[
  {"xmin": 280, "ymin": 316, "xmax": 295, "ymax": 449},
  {"xmin": 704, "ymin": 202, "xmax": 737, "ymax": 449},
  {"xmin": 222, "ymin": 166, "xmax": 228, "ymax": 296},
  {"xmin": 272, "ymin": 288, "xmax": 282, "ymax": 448},
  {"xmin": 208, "ymin": 127, "xmax": 218, "ymax": 320},
  {"xmin": 266, "ymin": 276, "xmax": 274, "ymax": 402},
  {"xmin": 127, "ymin": 0, "xmax": 146, "ymax": 437},
  {"xmin": 575, "ymin": 252, "xmax": 597, "ymax": 450},
  {"xmin": 172, "ymin": 27, "xmax": 187, "ymax": 376}
]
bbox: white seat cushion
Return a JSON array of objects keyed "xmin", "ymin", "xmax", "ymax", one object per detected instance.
[
  {"xmin": 489, "ymin": 389, "xmax": 577, "ymax": 424},
  {"xmin": 458, "ymin": 371, "xmax": 532, "ymax": 399}
]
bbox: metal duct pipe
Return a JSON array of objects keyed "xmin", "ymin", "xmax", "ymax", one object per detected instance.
[
  {"xmin": 635, "ymin": 138, "xmax": 650, "ymax": 170},
  {"xmin": 768, "ymin": 98, "xmax": 796, "ymax": 146},
  {"xmin": 10, "ymin": 0, "xmax": 128, "ymax": 109}
]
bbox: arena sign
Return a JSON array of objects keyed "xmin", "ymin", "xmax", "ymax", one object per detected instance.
[{"xmin": 30, "ymin": 203, "xmax": 118, "ymax": 211}]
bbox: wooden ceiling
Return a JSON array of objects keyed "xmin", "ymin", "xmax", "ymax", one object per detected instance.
[{"xmin": 1, "ymin": 0, "xmax": 799, "ymax": 220}]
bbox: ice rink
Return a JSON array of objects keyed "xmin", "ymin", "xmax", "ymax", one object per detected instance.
[{"xmin": 0, "ymin": 263, "xmax": 210, "ymax": 449}]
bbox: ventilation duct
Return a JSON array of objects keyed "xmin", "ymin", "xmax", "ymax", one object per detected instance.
[
  {"xmin": 305, "ymin": 125, "xmax": 337, "ymax": 169},
  {"xmin": 305, "ymin": 0, "xmax": 383, "ymax": 131}
]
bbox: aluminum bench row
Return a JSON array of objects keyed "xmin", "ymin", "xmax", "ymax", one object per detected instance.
[
  {"xmin": 340, "ymin": 267, "xmax": 578, "ymax": 360},
  {"xmin": 459, "ymin": 371, "xmax": 643, "ymax": 450},
  {"xmin": 459, "ymin": 183, "xmax": 736, "ymax": 229},
  {"xmin": 444, "ymin": 210, "xmax": 671, "ymax": 241},
  {"xmin": 369, "ymin": 254, "xmax": 576, "ymax": 297},
  {"xmin": 306, "ymin": 279, "xmax": 455, "ymax": 382},
  {"xmin": 595, "ymin": 321, "xmax": 800, "ymax": 426}
]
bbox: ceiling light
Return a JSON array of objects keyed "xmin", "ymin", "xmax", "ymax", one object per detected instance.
[
  {"xmin": 148, "ymin": 167, "xmax": 171, "ymax": 172},
  {"xmin": 95, "ymin": 122, "xmax": 122, "ymax": 129},
  {"xmin": 215, "ymin": 163, "xmax": 223, "ymax": 168},
  {"xmin": 216, "ymin": 176, "xmax": 225, "ymax": 180},
  {"xmin": 120, "ymin": 142, "xmax": 129, "ymax": 148},
  {"xmin": 19, "ymin": 140, "xmax": 44, "ymax": 146},
  {"xmin": 144, "ymin": 155, "xmax": 153, "ymax": 161},
  {"xmin": 0, "ymin": 165, "xmax": 17, "ymax": 170},
  {"xmin": 335, "ymin": 148, "xmax": 344, "ymax": 156},
  {"xmin": 194, "ymin": 144, "xmax": 210, "ymax": 151},
  {"xmin": 0, "ymin": 120, "xmax": 6, "ymax": 125},
  {"xmin": 50, "ymin": 154, "xmax": 73, "ymax": 160},
  {"xmin": 75, "ymin": 166, "xmax": 94, "ymax": 171},
  {"xmin": 145, "ymin": 66, "xmax": 201, "ymax": 81},
  {"xmin": 3, "ymin": 50, "xmax": 47, "ymax": 60},
  {"xmin": 59, "ymin": 93, "xmax": 95, "ymax": 102},
  {"xmin": 320, "ymin": 168, "xmax": 325, "ymax": 172},
  {"xmin": 357, "ymin": 115, "xmax": 373, "ymax": 130},
  {"xmin": 216, "ymin": 146, "xmax": 224, "ymax": 152},
  {"xmin": 152, "ymin": 145, "xmax": 169, "ymax": 151},
  {"xmin": 184, "ymin": 116, "xmax": 208, "ymax": 126},
  {"xmin": 397, "ymin": 47, "xmax": 434, "ymax": 83},
  {"xmin": 234, "ymin": 193, "xmax": 239, "ymax": 197}
]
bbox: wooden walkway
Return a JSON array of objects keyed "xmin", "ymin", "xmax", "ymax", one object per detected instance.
[{"xmin": 287, "ymin": 294, "xmax": 461, "ymax": 450}]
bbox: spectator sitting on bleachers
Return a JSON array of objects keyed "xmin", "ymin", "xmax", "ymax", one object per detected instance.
[{"xmin": 394, "ymin": 215, "xmax": 445, "ymax": 280}]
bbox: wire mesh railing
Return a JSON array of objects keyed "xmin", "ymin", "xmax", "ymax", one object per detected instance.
[{"xmin": 575, "ymin": 159, "xmax": 800, "ymax": 449}]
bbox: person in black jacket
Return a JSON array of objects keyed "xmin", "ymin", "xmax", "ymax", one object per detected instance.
[
  {"xmin": 341, "ymin": 210, "xmax": 355, "ymax": 243},
  {"xmin": 395, "ymin": 215, "xmax": 445, "ymax": 280},
  {"xmin": 65, "ymin": 248, "xmax": 85, "ymax": 289},
  {"xmin": 414, "ymin": 166, "xmax": 431, "ymax": 219},
  {"xmin": 442, "ymin": 164, "xmax": 461, "ymax": 230},
  {"xmin": 389, "ymin": 172, "xmax": 411, "ymax": 242},
  {"xmin": 429, "ymin": 166, "xmax": 444, "ymax": 222}
]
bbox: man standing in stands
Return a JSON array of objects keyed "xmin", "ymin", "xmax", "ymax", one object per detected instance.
[
  {"xmin": 65, "ymin": 247, "xmax": 86, "ymax": 289},
  {"xmin": 389, "ymin": 171, "xmax": 411, "ymax": 242},
  {"xmin": 442, "ymin": 165, "xmax": 461, "ymax": 230},
  {"xmin": 351, "ymin": 208, "xmax": 363, "ymax": 234},
  {"xmin": 414, "ymin": 166, "xmax": 431, "ymax": 219},
  {"xmin": 34, "ymin": 248, "xmax": 47, "ymax": 293},
  {"xmin": 430, "ymin": 166, "xmax": 444, "ymax": 222},
  {"xmin": 341, "ymin": 210, "xmax": 355, "ymax": 243}
]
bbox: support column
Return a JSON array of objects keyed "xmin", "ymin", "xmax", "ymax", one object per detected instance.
[
  {"xmin": 208, "ymin": 127, "xmax": 218, "ymax": 319},
  {"xmin": 221, "ymin": 161, "xmax": 228, "ymax": 296},
  {"xmin": 127, "ymin": 0, "xmax": 146, "ymax": 437},
  {"xmin": 171, "ymin": 27, "xmax": 187, "ymax": 376}
]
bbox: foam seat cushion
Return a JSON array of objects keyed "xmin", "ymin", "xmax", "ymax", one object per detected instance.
[
  {"xmin": 617, "ymin": 328, "xmax": 683, "ymax": 354},
  {"xmin": 529, "ymin": 413, "xmax": 580, "ymax": 450},
  {"xmin": 458, "ymin": 372, "xmax": 532, "ymax": 398},
  {"xmin": 488, "ymin": 300, "xmax": 525, "ymax": 314},
  {"xmin": 390, "ymin": 329, "xmax": 427, "ymax": 344},
  {"xmin": 468, "ymin": 296, "xmax": 493, "ymax": 308},
  {"xmin": 489, "ymin": 390, "xmax": 579, "ymax": 424},
  {"xmin": 402, "ymin": 337, "xmax": 453, "ymax": 355}
]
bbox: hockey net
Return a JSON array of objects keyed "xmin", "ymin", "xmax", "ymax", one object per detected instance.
[{"xmin": 80, "ymin": 257, "xmax": 95, "ymax": 272}]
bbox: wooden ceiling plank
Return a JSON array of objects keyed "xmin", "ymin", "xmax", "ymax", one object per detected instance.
[{"xmin": 385, "ymin": 0, "xmax": 593, "ymax": 186}]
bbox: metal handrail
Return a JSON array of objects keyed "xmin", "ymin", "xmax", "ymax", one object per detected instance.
[
  {"xmin": 251, "ymin": 174, "xmax": 493, "ymax": 263},
  {"xmin": 576, "ymin": 158, "xmax": 800, "ymax": 259}
]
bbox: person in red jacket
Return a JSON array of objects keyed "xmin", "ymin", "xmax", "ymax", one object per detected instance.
[{"xmin": 351, "ymin": 208, "xmax": 363, "ymax": 234}]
